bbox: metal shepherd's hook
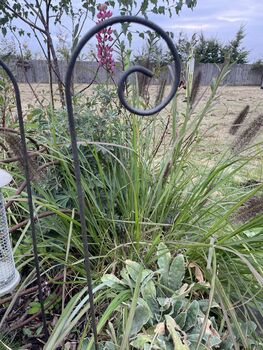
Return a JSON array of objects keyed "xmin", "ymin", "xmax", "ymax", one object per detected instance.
[
  {"xmin": 65, "ymin": 15, "xmax": 181, "ymax": 348},
  {"xmin": 0, "ymin": 60, "xmax": 49, "ymax": 339}
]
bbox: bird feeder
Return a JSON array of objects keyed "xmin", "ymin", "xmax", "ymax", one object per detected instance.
[{"xmin": 0, "ymin": 169, "xmax": 20, "ymax": 296}]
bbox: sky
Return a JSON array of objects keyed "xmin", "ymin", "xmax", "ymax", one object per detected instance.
[
  {"xmin": 7, "ymin": 0, "xmax": 263, "ymax": 63},
  {"xmin": 149, "ymin": 0, "xmax": 263, "ymax": 62}
]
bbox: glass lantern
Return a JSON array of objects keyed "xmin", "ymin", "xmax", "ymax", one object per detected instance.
[{"xmin": 0, "ymin": 169, "xmax": 20, "ymax": 296}]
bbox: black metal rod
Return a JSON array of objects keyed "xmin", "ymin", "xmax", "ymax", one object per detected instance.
[
  {"xmin": 65, "ymin": 15, "xmax": 181, "ymax": 347},
  {"xmin": 0, "ymin": 60, "xmax": 49, "ymax": 340}
]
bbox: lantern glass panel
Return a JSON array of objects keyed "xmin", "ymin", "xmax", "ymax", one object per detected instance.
[{"xmin": 0, "ymin": 170, "xmax": 20, "ymax": 296}]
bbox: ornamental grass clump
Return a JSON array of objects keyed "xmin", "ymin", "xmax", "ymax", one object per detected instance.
[{"xmin": 2, "ymin": 56, "xmax": 263, "ymax": 347}]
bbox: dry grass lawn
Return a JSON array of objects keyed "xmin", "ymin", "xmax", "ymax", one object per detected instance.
[{"xmin": 18, "ymin": 84, "xmax": 263, "ymax": 169}]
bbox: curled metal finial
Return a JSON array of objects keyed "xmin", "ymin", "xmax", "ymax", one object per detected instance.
[
  {"xmin": 65, "ymin": 15, "xmax": 181, "ymax": 116},
  {"xmin": 0, "ymin": 60, "xmax": 49, "ymax": 339}
]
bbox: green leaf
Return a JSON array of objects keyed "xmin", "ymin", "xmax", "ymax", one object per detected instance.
[
  {"xmin": 157, "ymin": 243, "xmax": 171, "ymax": 271},
  {"xmin": 1, "ymin": 27, "xmax": 7, "ymax": 36},
  {"xmin": 175, "ymin": 311, "xmax": 187, "ymax": 329},
  {"xmin": 120, "ymin": 267, "xmax": 143, "ymax": 349},
  {"xmin": 184, "ymin": 301, "xmax": 199, "ymax": 331},
  {"xmin": 141, "ymin": 0, "xmax": 149, "ymax": 13},
  {"xmin": 141, "ymin": 280, "xmax": 159, "ymax": 316},
  {"xmin": 103, "ymin": 341, "xmax": 117, "ymax": 350},
  {"xmin": 127, "ymin": 32, "xmax": 132, "ymax": 46},
  {"xmin": 121, "ymin": 23, "xmax": 130, "ymax": 35},
  {"xmin": 198, "ymin": 299, "xmax": 220, "ymax": 313},
  {"xmin": 27, "ymin": 301, "xmax": 41, "ymax": 315},
  {"xmin": 240, "ymin": 320, "xmax": 257, "ymax": 338},
  {"xmin": 158, "ymin": 6, "xmax": 165, "ymax": 14},
  {"xmin": 130, "ymin": 334, "xmax": 152, "ymax": 348},
  {"xmin": 120, "ymin": 266, "xmax": 133, "ymax": 287},
  {"xmin": 168, "ymin": 254, "xmax": 185, "ymax": 291},
  {"xmin": 157, "ymin": 243, "xmax": 171, "ymax": 287},
  {"xmin": 101, "ymin": 274, "xmax": 125, "ymax": 288},
  {"xmin": 130, "ymin": 298, "xmax": 152, "ymax": 336},
  {"xmin": 125, "ymin": 260, "xmax": 143, "ymax": 282},
  {"xmin": 27, "ymin": 108, "xmax": 44, "ymax": 120},
  {"xmin": 141, "ymin": 280, "xmax": 156, "ymax": 300},
  {"xmin": 171, "ymin": 299, "xmax": 184, "ymax": 317}
]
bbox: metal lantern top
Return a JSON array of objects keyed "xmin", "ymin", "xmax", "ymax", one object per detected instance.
[{"xmin": 0, "ymin": 169, "xmax": 12, "ymax": 188}]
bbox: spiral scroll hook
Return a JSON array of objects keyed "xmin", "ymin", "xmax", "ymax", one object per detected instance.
[{"xmin": 65, "ymin": 15, "xmax": 181, "ymax": 116}]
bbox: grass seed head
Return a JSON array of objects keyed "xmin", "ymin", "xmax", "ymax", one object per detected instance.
[
  {"xmin": 231, "ymin": 114, "xmax": 263, "ymax": 154},
  {"xmin": 229, "ymin": 105, "xmax": 250, "ymax": 135},
  {"xmin": 234, "ymin": 195, "xmax": 263, "ymax": 223},
  {"xmin": 190, "ymin": 71, "xmax": 202, "ymax": 106},
  {"xmin": 4, "ymin": 132, "xmax": 41, "ymax": 181}
]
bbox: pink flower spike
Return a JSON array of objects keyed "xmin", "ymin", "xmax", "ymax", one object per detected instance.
[{"xmin": 96, "ymin": 3, "xmax": 115, "ymax": 74}]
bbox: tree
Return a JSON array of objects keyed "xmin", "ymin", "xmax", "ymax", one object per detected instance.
[
  {"xmin": 0, "ymin": 0, "xmax": 74, "ymax": 107},
  {"xmin": 195, "ymin": 26, "xmax": 249, "ymax": 64},
  {"xmin": 224, "ymin": 26, "xmax": 249, "ymax": 64},
  {"xmin": 0, "ymin": 36, "xmax": 17, "ymax": 61},
  {"xmin": 195, "ymin": 34, "xmax": 225, "ymax": 63},
  {"xmin": 176, "ymin": 31, "xmax": 198, "ymax": 64}
]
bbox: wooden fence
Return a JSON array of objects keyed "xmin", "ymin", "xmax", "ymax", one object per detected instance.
[
  {"xmin": 4, "ymin": 60, "xmax": 263, "ymax": 86},
  {"xmin": 194, "ymin": 63, "xmax": 262, "ymax": 86}
]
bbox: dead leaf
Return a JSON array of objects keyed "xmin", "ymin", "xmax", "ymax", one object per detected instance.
[
  {"xmin": 155, "ymin": 322, "xmax": 165, "ymax": 336},
  {"xmin": 65, "ymin": 341, "xmax": 77, "ymax": 350},
  {"xmin": 189, "ymin": 262, "xmax": 204, "ymax": 283},
  {"xmin": 178, "ymin": 283, "xmax": 188, "ymax": 294}
]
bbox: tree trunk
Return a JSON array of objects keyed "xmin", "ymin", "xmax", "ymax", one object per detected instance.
[
  {"xmin": 45, "ymin": 1, "xmax": 65, "ymax": 107},
  {"xmin": 48, "ymin": 35, "xmax": 65, "ymax": 107}
]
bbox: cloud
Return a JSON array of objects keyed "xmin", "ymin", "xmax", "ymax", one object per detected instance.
[
  {"xmin": 217, "ymin": 16, "xmax": 246, "ymax": 23},
  {"xmin": 216, "ymin": 6, "xmax": 263, "ymax": 22},
  {"xmin": 216, "ymin": 9, "xmax": 247, "ymax": 23},
  {"xmin": 166, "ymin": 23, "xmax": 218, "ymax": 30}
]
